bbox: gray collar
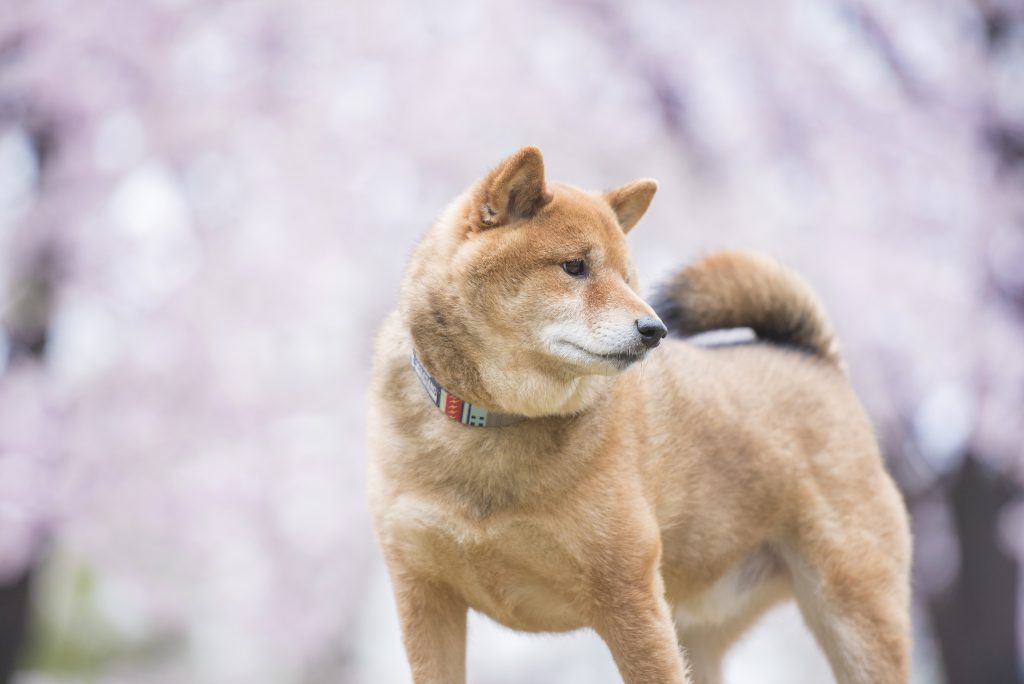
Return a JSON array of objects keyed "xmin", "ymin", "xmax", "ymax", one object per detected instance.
[{"xmin": 410, "ymin": 351, "xmax": 527, "ymax": 428}]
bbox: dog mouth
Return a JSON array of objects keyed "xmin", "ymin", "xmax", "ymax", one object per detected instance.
[{"xmin": 560, "ymin": 341, "xmax": 647, "ymax": 368}]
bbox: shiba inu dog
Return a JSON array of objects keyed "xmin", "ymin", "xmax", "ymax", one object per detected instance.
[{"xmin": 367, "ymin": 146, "xmax": 911, "ymax": 684}]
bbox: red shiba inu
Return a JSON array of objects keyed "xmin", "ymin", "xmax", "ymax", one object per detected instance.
[{"xmin": 368, "ymin": 146, "xmax": 911, "ymax": 683}]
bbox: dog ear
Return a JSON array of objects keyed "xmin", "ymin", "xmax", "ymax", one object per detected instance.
[
  {"xmin": 471, "ymin": 146, "xmax": 553, "ymax": 230},
  {"xmin": 604, "ymin": 179, "xmax": 658, "ymax": 234}
]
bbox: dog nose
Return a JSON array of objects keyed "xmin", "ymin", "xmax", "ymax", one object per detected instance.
[{"xmin": 635, "ymin": 316, "xmax": 668, "ymax": 348}]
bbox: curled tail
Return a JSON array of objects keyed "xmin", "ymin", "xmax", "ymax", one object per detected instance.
[{"xmin": 652, "ymin": 251, "xmax": 843, "ymax": 366}]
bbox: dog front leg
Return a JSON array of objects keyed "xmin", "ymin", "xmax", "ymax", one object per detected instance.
[
  {"xmin": 593, "ymin": 585, "xmax": 688, "ymax": 679},
  {"xmin": 391, "ymin": 573, "xmax": 467, "ymax": 684}
]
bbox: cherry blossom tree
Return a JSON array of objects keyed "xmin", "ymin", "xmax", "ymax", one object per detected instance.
[{"xmin": 1, "ymin": 0, "xmax": 1021, "ymax": 682}]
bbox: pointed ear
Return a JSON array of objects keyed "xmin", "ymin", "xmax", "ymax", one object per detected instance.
[
  {"xmin": 604, "ymin": 179, "xmax": 658, "ymax": 233},
  {"xmin": 471, "ymin": 146, "xmax": 553, "ymax": 230}
]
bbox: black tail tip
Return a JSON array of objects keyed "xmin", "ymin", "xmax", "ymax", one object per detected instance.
[{"xmin": 649, "ymin": 281, "xmax": 686, "ymax": 336}]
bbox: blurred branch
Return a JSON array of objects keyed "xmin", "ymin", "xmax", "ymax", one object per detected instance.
[
  {"xmin": 563, "ymin": 0, "xmax": 707, "ymax": 167},
  {"xmin": 973, "ymin": 0, "xmax": 1024, "ymax": 52},
  {"xmin": 839, "ymin": 1, "xmax": 925, "ymax": 103},
  {"xmin": 0, "ymin": 66, "xmax": 59, "ymax": 683},
  {"xmin": 3, "ymin": 249, "xmax": 56, "ymax": 365},
  {"xmin": 986, "ymin": 122, "xmax": 1024, "ymax": 170}
]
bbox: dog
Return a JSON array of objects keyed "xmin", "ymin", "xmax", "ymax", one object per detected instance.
[{"xmin": 367, "ymin": 146, "xmax": 911, "ymax": 683}]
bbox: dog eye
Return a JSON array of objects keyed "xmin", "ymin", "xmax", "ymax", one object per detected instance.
[{"xmin": 561, "ymin": 260, "xmax": 588, "ymax": 277}]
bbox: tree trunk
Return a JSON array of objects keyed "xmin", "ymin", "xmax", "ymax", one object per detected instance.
[
  {"xmin": 0, "ymin": 568, "xmax": 32, "ymax": 684},
  {"xmin": 928, "ymin": 456, "xmax": 1022, "ymax": 684}
]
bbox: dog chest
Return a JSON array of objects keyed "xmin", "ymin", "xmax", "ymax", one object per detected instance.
[{"xmin": 383, "ymin": 495, "xmax": 589, "ymax": 632}]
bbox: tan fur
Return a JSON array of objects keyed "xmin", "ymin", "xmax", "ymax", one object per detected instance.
[{"xmin": 368, "ymin": 147, "xmax": 912, "ymax": 684}]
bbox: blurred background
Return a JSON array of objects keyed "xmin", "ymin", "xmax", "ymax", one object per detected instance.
[{"xmin": 1, "ymin": 0, "xmax": 1022, "ymax": 682}]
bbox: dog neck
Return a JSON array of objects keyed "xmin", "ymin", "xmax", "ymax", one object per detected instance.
[{"xmin": 410, "ymin": 350, "xmax": 528, "ymax": 428}]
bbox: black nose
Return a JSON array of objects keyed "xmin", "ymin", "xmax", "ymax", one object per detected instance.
[{"xmin": 636, "ymin": 316, "xmax": 668, "ymax": 348}]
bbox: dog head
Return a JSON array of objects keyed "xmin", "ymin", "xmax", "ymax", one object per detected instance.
[{"xmin": 402, "ymin": 146, "xmax": 664, "ymax": 417}]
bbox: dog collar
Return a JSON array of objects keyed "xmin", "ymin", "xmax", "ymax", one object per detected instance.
[{"xmin": 410, "ymin": 351, "xmax": 526, "ymax": 428}]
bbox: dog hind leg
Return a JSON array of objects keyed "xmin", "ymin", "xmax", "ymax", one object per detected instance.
[
  {"xmin": 676, "ymin": 628, "xmax": 727, "ymax": 684},
  {"xmin": 674, "ymin": 574, "xmax": 792, "ymax": 684},
  {"xmin": 784, "ymin": 537, "xmax": 911, "ymax": 684}
]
